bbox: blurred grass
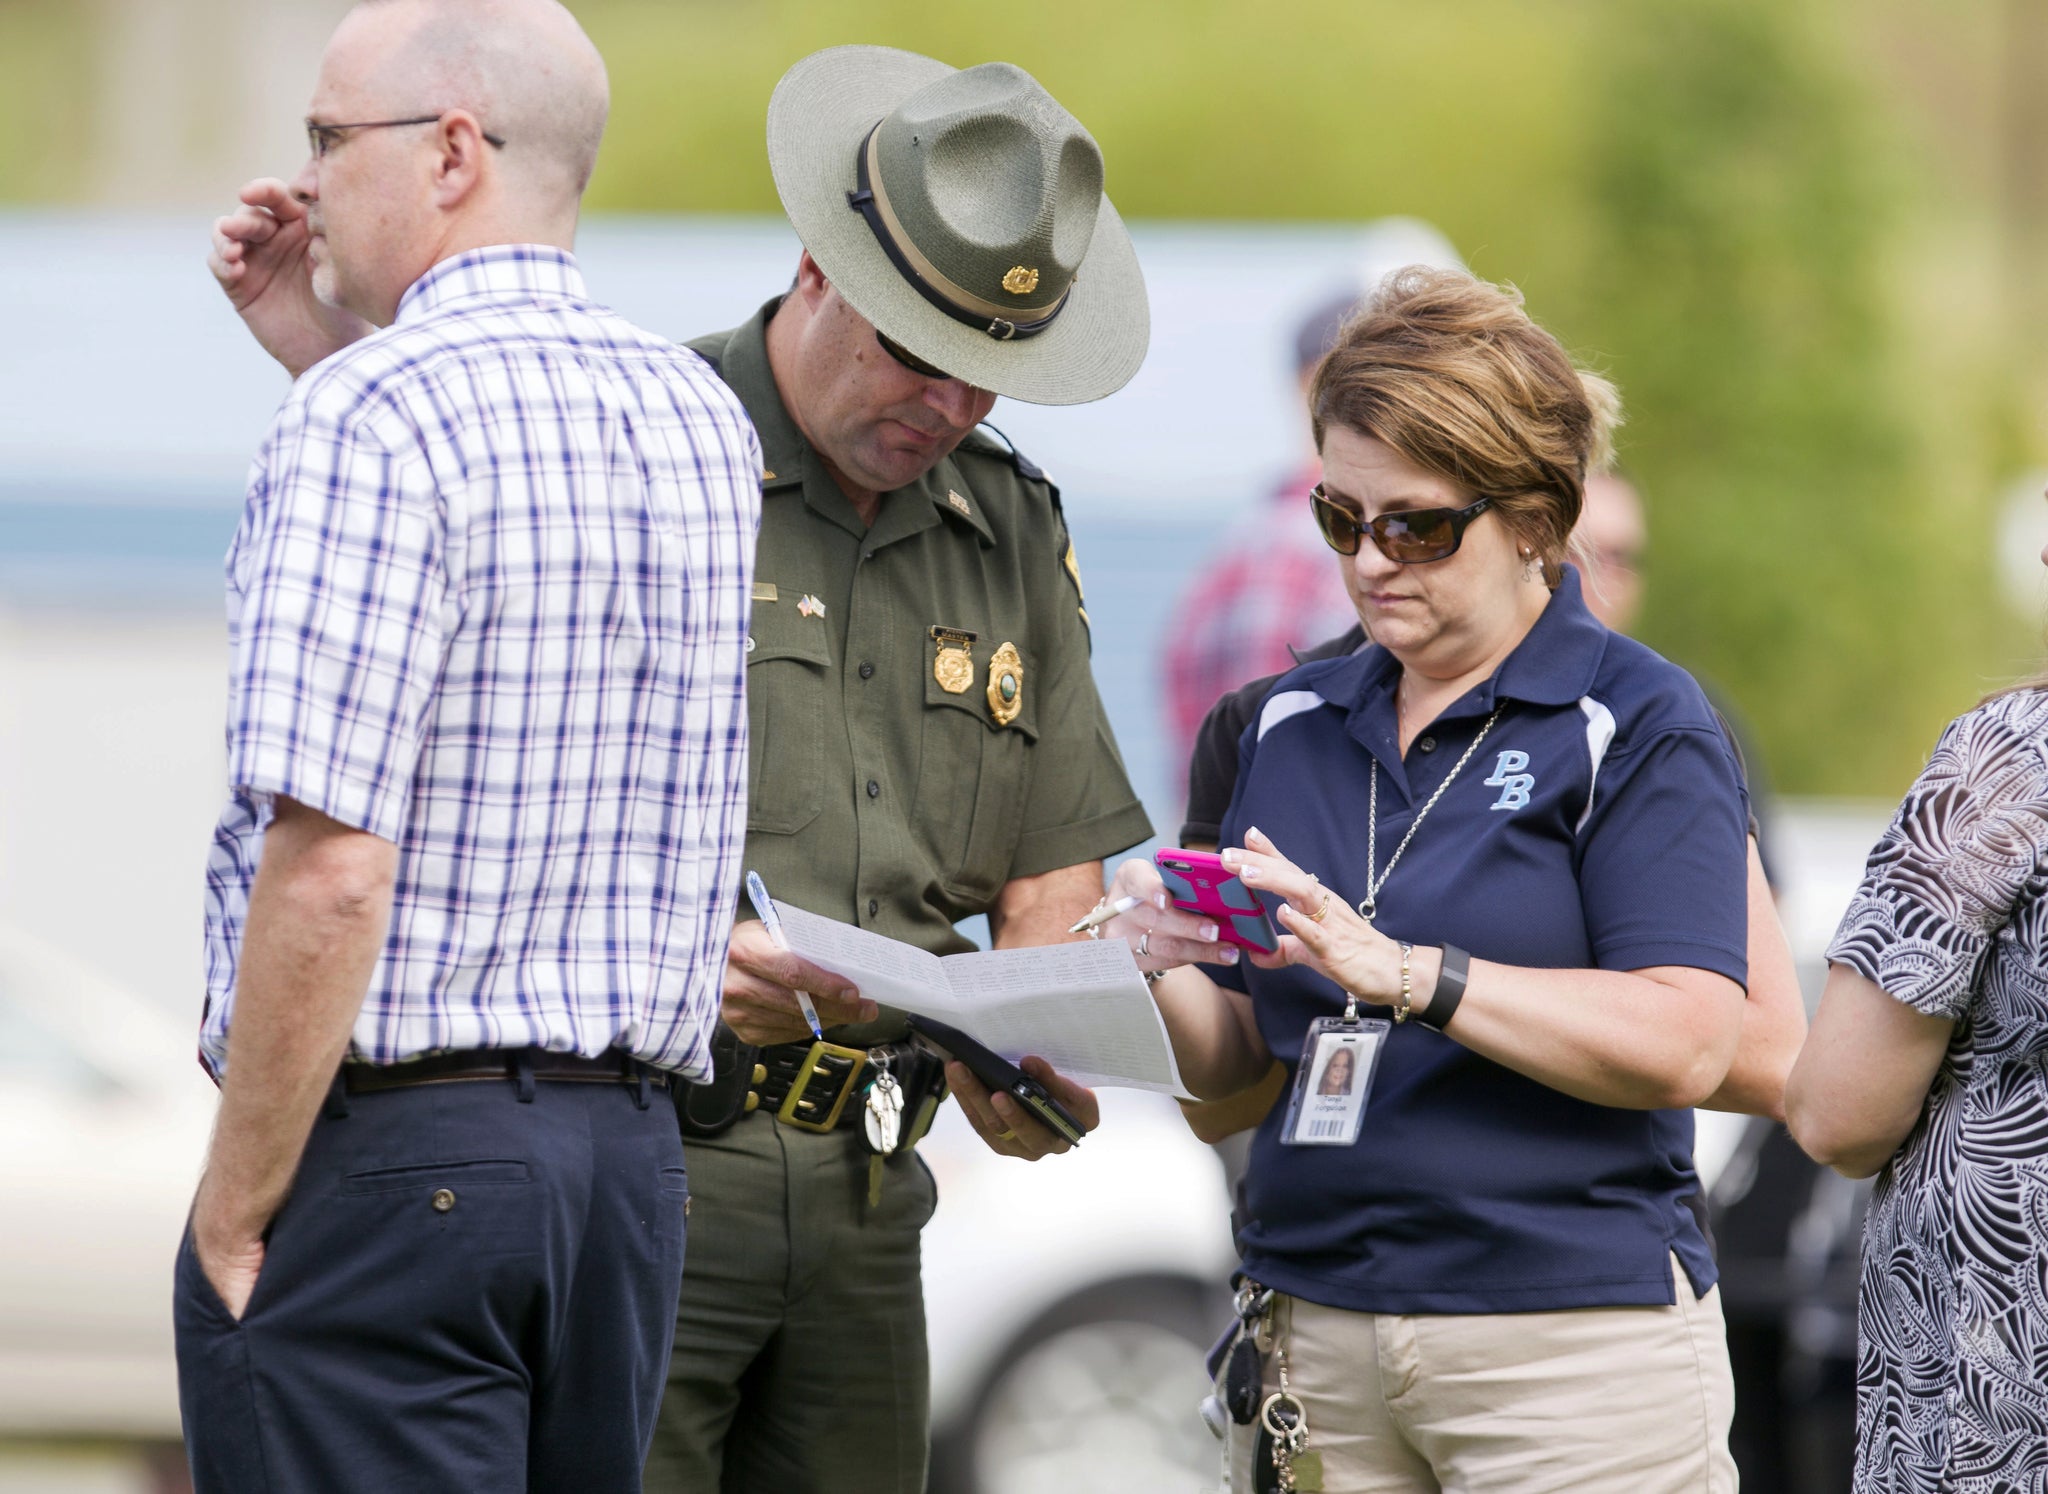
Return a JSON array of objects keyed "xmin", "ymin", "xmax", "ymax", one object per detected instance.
[
  {"xmin": 580, "ymin": 1, "xmax": 1594, "ymax": 288},
  {"xmin": 0, "ymin": 1, "xmax": 94, "ymax": 201},
  {"xmin": 0, "ymin": 0, "xmax": 2038, "ymax": 794},
  {"xmin": 576, "ymin": 0, "xmax": 1614, "ymax": 343}
]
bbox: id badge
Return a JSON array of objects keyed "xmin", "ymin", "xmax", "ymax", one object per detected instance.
[{"xmin": 1279, "ymin": 1017, "xmax": 1389, "ymax": 1147}]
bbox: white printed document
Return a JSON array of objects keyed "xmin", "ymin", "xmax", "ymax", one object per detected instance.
[{"xmin": 767, "ymin": 901, "xmax": 1192, "ymax": 1098}]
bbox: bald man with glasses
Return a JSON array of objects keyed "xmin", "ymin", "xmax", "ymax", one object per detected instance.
[{"xmin": 189, "ymin": 3, "xmax": 760, "ymax": 1489}]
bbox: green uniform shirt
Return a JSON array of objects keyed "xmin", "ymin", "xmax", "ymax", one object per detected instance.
[{"xmin": 690, "ymin": 300, "xmax": 1151, "ymax": 988}]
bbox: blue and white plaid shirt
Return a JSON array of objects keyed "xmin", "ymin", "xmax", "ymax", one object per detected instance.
[{"xmin": 202, "ymin": 246, "xmax": 760, "ymax": 1081}]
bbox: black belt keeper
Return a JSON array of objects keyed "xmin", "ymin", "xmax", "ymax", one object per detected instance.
[{"xmin": 674, "ymin": 1024, "xmax": 761, "ymax": 1139}]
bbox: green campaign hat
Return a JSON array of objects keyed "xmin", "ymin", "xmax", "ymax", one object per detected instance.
[{"xmin": 767, "ymin": 45, "xmax": 1149, "ymax": 406}]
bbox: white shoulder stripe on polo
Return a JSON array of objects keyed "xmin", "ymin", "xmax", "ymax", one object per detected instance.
[
  {"xmin": 1258, "ymin": 689, "xmax": 1333, "ymax": 742},
  {"xmin": 1575, "ymin": 696, "xmax": 1618, "ymax": 833}
]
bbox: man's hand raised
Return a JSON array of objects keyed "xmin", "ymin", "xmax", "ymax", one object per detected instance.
[
  {"xmin": 208, "ymin": 178, "xmax": 374, "ymax": 379},
  {"xmin": 721, "ymin": 920, "xmax": 879, "ymax": 1046}
]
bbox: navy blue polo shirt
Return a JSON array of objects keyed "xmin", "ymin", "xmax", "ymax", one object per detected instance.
[{"xmin": 1213, "ymin": 567, "xmax": 1748, "ymax": 1315}]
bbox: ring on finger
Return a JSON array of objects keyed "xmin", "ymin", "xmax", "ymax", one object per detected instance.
[
  {"xmin": 995, "ymin": 1128, "xmax": 1018, "ymax": 1142},
  {"xmin": 1137, "ymin": 930, "xmax": 1152, "ymax": 959},
  {"xmin": 1310, "ymin": 891, "xmax": 1333, "ymax": 923}
]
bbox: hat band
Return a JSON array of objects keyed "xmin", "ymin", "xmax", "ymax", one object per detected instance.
[{"xmin": 846, "ymin": 123, "xmax": 1070, "ymax": 343}]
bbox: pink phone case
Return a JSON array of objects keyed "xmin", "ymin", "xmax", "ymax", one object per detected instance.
[{"xmin": 1154, "ymin": 848, "xmax": 1281, "ymax": 954}]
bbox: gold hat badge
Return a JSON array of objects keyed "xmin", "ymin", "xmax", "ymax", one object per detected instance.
[
  {"xmin": 987, "ymin": 641, "xmax": 1024, "ymax": 726},
  {"xmin": 1001, "ymin": 265, "xmax": 1040, "ymax": 296},
  {"xmin": 931, "ymin": 626, "xmax": 977, "ymax": 694}
]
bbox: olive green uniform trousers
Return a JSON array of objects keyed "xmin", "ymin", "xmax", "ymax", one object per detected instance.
[{"xmin": 642, "ymin": 1116, "xmax": 939, "ymax": 1494}]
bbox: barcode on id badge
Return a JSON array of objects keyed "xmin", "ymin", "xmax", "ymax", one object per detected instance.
[{"xmin": 1305, "ymin": 1114, "xmax": 1350, "ymax": 1140}]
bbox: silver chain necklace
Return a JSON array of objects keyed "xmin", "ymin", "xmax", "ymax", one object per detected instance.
[{"xmin": 1358, "ymin": 704, "xmax": 1504, "ymax": 922}]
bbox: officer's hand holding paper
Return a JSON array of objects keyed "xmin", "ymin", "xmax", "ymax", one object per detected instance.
[{"xmin": 763, "ymin": 899, "xmax": 1193, "ymax": 1098}]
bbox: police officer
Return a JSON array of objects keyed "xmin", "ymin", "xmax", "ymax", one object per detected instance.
[{"xmin": 642, "ymin": 47, "xmax": 1159, "ymax": 1493}]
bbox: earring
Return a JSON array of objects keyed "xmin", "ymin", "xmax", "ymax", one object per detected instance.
[{"xmin": 1520, "ymin": 550, "xmax": 1540, "ymax": 582}]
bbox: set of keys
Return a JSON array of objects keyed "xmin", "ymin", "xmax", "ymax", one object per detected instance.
[
  {"xmin": 863, "ymin": 1057, "xmax": 905, "ymax": 1208},
  {"xmin": 1258, "ymin": 1352, "xmax": 1322, "ymax": 1492}
]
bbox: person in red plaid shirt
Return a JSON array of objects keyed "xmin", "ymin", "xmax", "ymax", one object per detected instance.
[{"xmin": 1161, "ymin": 288, "xmax": 1371, "ymax": 796}]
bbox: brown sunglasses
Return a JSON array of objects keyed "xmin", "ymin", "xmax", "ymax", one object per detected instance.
[{"xmin": 1310, "ymin": 484, "xmax": 1496, "ymax": 564}]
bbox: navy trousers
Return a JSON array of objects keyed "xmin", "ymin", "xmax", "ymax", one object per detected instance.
[{"xmin": 174, "ymin": 1063, "xmax": 688, "ymax": 1493}]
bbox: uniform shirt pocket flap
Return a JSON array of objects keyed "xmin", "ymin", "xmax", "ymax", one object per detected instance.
[{"xmin": 747, "ymin": 603, "xmax": 833, "ymax": 668}]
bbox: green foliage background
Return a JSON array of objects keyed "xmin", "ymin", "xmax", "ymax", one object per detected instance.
[{"xmin": 2, "ymin": 0, "xmax": 2037, "ymax": 794}]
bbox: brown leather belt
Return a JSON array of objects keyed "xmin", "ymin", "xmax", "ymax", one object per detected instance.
[{"xmin": 342, "ymin": 1046, "xmax": 669, "ymax": 1095}]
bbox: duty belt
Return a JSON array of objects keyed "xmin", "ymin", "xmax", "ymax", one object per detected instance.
[{"xmin": 674, "ymin": 1028, "xmax": 947, "ymax": 1150}]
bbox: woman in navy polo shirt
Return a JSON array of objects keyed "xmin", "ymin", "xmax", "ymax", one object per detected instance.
[{"xmin": 1094, "ymin": 269, "xmax": 1749, "ymax": 1491}]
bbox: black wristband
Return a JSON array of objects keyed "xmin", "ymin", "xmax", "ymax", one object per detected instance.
[{"xmin": 1420, "ymin": 944, "xmax": 1470, "ymax": 1031}]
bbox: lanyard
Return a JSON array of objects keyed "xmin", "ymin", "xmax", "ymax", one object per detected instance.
[{"xmin": 1357, "ymin": 704, "xmax": 1504, "ymax": 923}]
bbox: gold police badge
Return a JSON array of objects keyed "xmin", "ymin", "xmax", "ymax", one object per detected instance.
[
  {"xmin": 930, "ymin": 626, "xmax": 977, "ymax": 694},
  {"xmin": 987, "ymin": 642, "xmax": 1024, "ymax": 726},
  {"xmin": 1001, "ymin": 265, "xmax": 1040, "ymax": 296}
]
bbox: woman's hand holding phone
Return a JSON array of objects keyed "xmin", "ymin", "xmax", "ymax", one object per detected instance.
[
  {"xmin": 1098, "ymin": 858, "xmax": 1241, "ymax": 973},
  {"xmin": 1224, "ymin": 827, "xmax": 1419, "ymax": 1001}
]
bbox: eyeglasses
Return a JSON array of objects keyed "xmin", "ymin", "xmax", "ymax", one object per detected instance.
[
  {"xmin": 306, "ymin": 115, "xmax": 507, "ymax": 160},
  {"xmin": 875, "ymin": 329, "xmax": 956, "ymax": 383},
  {"xmin": 1309, "ymin": 484, "xmax": 1497, "ymax": 564}
]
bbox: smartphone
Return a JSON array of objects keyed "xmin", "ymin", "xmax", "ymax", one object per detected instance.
[
  {"xmin": 1154, "ymin": 848, "xmax": 1281, "ymax": 954},
  {"xmin": 907, "ymin": 1015, "xmax": 1086, "ymax": 1146}
]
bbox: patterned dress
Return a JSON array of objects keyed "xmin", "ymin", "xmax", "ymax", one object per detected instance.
[{"xmin": 1828, "ymin": 689, "xmax": 2048, "ymax": 1493}]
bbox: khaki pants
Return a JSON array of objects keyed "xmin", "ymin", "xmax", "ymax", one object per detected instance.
[{"xmin": 1227, "ymin": 1256, "xmax": 1736, "ymax": 1493}]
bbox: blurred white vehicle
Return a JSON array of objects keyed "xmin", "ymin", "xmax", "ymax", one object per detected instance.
[
  {"xmin": 0, "ymin": 925, "xmax": 213, "ymax": 1441},
  {"xmin": 921, "ymin": 1088, "xmax": 1233, "ymax": 1494}
]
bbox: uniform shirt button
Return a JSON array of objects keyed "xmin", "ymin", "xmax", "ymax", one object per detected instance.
[
  {"xmin": 868, "ymin": 898, "xmax": 879, "ymax": 916},
  {"xmin": 1417, "ymin": 736, "xmax": 1437, "ymax": 753},
  {"xmin": 866, "ymin": 779, "xmax": 881, "ymax": 798},
  {"xmin": 431, "ymin": 1188, "xmax": 456, "ymax": 1213},
  {"xmin": 859, "ymin": 662, "xmax": 875, "ymax": 679}
]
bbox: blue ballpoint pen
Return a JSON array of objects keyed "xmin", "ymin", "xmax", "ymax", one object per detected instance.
[{"xmin": 745, "ymin": 870, "xmax": 825, "ymax": 1041}]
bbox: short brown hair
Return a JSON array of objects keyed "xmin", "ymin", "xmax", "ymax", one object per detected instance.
[{"xmin": 1309, "ymin": 267, "xmax": 1620, "ymax": 585}]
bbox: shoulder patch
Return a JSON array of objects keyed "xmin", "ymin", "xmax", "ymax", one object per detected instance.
[
  {"xmin": 971, "ymin": 421, "xmax": 1055, "ymax": 489},
  {"xmin": 1062, "ymin": 534, "xmax": 1088, "ymax": 631}
]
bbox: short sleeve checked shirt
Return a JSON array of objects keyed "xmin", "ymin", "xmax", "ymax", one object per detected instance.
[{"xmin": 201, "ymin": 246, "xmax": 761, "ymax": 1081}]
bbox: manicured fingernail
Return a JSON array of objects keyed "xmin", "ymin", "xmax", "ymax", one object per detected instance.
[
  {"xmin": 1221, "ymin": 849, "xmax": 1242, "ymax": 866},
  {"xmin": 1154, "ymin": 892, "xmax": 1170, "ymax": 910},
  {"xmin": 1240, "ymin": 866, "xmax": 1259, "ymax": 882},
  {"xmin": 1222, "ymin": 946, "xmax": 1240, "ymax": 964},
  {"xmin": 1200, "ymin": 923, "xmax": 1219, "ymax": 942},
  {"xmin": 1247, "ymin": 825, "xmax": 1265, "ymax": 841}
]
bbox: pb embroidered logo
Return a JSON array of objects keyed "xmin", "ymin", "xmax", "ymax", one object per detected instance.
[{"xmin": 1484, "ymin": 750, "xmax": 1534, "ymax": 812}]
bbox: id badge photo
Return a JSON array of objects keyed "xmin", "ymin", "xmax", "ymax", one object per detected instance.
[{"xmin": 1279, "ymin": 1017, "xmax": 1389, "ymax": 1147}]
